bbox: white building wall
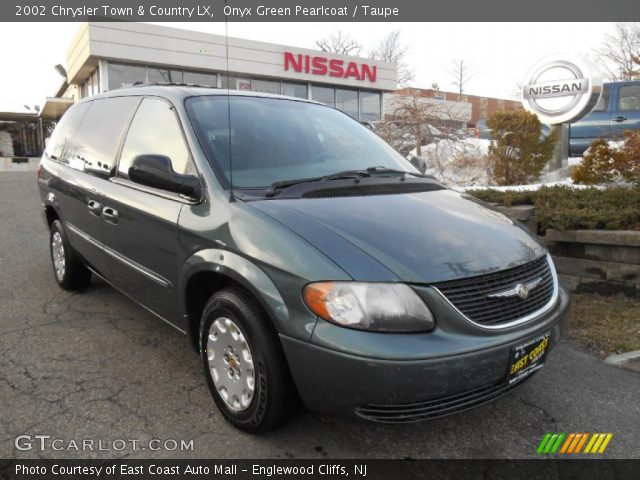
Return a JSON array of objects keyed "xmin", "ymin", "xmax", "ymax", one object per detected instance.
[{"xmin": 67, "ymin": 22, "xmax": 396, "ymax": 91}]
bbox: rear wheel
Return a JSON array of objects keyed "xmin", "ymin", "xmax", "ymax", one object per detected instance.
[
  {"xmin": 200, "ymin": 287, "xmax": 295, "ymax": 433},
  {"xmin": 49, "ymin": 220, "xmax": 91, "ymax": 290}
]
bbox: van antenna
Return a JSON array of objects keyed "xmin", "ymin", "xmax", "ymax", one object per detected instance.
[{"xmin": 224, "ymin": 1, "xmax": 234, "ymax": 202}]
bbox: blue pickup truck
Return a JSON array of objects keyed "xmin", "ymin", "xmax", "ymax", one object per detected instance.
[{"xmin": 569, "ymin": 80, "xmax": 640, "ymax": 156}]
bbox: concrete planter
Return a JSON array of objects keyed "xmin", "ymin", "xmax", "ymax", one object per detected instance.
[{"xmin": 544, "ymin": 229, "xmax": 640, "ymax": 298}]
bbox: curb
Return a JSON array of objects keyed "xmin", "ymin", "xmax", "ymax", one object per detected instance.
[{"xmin": 604, "ymin": 350, "xmax": 640, "ymax": 372}]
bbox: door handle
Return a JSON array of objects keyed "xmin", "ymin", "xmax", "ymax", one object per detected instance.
[
  {"xmin": 102, "ymin": 206, "xmax": 119, "ymax": 224},
  {"xmin": 87, "ymin": 199, "xmax": 102, "ymax": 215},
  {"xmin": 613, "ymin": 116, "xmax": 627, "ymax": 122}
]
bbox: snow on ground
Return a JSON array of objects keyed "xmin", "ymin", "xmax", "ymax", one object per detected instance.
[
  {"xmin": 407, "ymin": 135, "xmax": 632, "ymax": 191},
  {"xmin": 410, "ymin": 138, "xmax": 492, "ymax": 187},
  {"xmin": 409, "ymin": 136, "xmax": 590, "ymax": 191},
  {"xmin": 456, "ymin": 180, "xmax": 573, "ymax": 193}
]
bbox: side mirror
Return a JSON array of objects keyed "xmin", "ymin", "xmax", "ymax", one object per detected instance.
[
  {"xmin": 409, "ymin": 155, "xmax": 427, "ymax": 174},
  {"xmin": 129, "ymin": 154, "xmax": 200, "ymax": 198}
]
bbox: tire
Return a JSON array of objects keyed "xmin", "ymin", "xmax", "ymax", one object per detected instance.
[
  {"xmin": 199, "ymin": 287, "xmax": 296, "ymax": 433},
  {"xmin": 49, "ymin": 219, "xmax": 91, "ymax": 290}
]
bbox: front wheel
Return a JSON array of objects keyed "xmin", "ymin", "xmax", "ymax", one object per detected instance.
[{"xmin": 200, "ymin": 288, "xmax": 296, "ymax": 433}]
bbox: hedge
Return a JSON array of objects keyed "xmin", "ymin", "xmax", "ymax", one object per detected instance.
[{"xmin": 466, "ymin": 186, "xmax": 640, "ymax": 231}]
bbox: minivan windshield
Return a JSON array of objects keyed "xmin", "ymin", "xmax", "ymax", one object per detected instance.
[{"xmin": 186, "ymin": 95, "xmax": 417, "ymax": 189}]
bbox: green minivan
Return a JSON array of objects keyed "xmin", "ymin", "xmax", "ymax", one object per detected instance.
[{"xmin": 39, "ymin": 85, "xmax": 569, "ymax": 432}]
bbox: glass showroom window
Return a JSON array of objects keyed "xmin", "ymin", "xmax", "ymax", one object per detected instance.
[
  {"xmin": 282, "ymin": 82, "xmax": 307, "ymax": 99},
  {"xmin": 147, "ymin": 68, "xmax": 183, "ymax": 83},
  {"xmin": 81, "ymin": 69, "xmax": 100, "ymax": 98},
  {"xmin": 336, "ymin": 88, "xmax": 359, "ymax": 119},
  {"xmin": 311, "ymin": 85, "xmax": 335, "ymax": 107},
  {"xmin": 251, "ymin": 79, "xmax": 281, "ymax": 94},
  {"xmin": 360, "ymin": 91, "xmax": 381, "ymax": 121},
  {"xmin": 107, "ymin": 62, "xmax": 146, "ymax": 90},
  {"xmin": 221, "ymin": 75, "xmax": 251, "ymax": 91},
  {"xmin": 183, "ymin": 71, "xmax": 217, "ymax": 87}
]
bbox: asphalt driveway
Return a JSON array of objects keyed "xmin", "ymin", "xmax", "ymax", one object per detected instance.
[{"xmin": 1, "ymin": 172, "xmax": 638, "ymax": 459}]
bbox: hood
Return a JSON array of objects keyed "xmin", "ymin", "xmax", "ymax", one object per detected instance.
[{"xmin": 252, "ymin": 190, "xmax": 546, "ymax": 283}]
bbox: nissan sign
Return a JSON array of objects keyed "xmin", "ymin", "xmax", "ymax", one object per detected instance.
[
  {"xmin": 284, "ymin": 52, "xmax": 377, "ymax": 83},
  {"xmin": 521, "ymin": 55, "xmax": 602, "ymax": 125}
]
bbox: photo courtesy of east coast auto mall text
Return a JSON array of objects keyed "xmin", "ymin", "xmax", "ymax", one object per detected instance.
[{"xmin": 0, "ymin": 1, "xmax": 638, "ymax": 479}]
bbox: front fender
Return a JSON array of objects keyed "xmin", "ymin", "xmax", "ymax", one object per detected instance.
[{"xmin": 179, "ymin": 248, "xmax": 317, "ymax": 344}]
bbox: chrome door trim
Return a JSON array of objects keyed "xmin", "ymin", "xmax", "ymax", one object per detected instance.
[{"xmin": 66, "ymin": 222, "xmax": 102, "ymax": 249}]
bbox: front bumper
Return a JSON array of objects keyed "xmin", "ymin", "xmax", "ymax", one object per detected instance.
[{"xmin": 280, "ymin": 286, "xmax": 570, "ymax": 421}]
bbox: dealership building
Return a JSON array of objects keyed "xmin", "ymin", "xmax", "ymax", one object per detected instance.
[
  {"xmin": 50, "ymin": 22, "xmax": 397, "ymax": 123},
  {"xmin": 3, "ymin": 22, "xmax": 508, "ymax": 159}
]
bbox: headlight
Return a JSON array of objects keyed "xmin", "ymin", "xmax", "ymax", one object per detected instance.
[{"xmin": 303, "ymin": 282, "xmax": 434, "ymax": 332}]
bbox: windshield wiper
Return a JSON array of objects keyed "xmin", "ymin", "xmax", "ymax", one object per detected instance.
[
  {"xmin": 265, "ymin": 170, "xmax": 371, "ymax": 197},
  {"xmin": 365, "ymin": 166, "xmax": 428, "ymax": 177},
  {"xmin": 264, "ymin": 167, "xmax": 434, "ymax": 197}
]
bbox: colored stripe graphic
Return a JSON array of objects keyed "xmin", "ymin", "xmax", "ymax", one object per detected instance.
[
  {"xmin": 598, "ymin": 434, "xmax": 613, "ymax": 453},
  {"xmin": 567, "ymin": 433, "xmax": 582, "ymax": 453},
  {"xmin": 585, "ymin": 433, "xmax": 614, "ymax": 454},
  {"xmin": 584, "ymin": 433, "xmax": 598, "ymax": 453},
  {"xmin": 537, "ymin": 433, "xmax": 613, "ymax": 454},
  {"xmin": 550, "ymin": 433, "xmax": 565, "ymax": 453},
  {"xmin": 574, "ymin": 433, "xmax": 589, "ymax": 453},
  {"xmin": 537, "ymin": 434, "xmax": 552, "ymax": 454},
  {"xmin": 559, "ymin": 433, "xmax": 575, "ymax": 454}
]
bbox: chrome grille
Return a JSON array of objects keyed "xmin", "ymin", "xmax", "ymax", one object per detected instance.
[{"xmin": 433, "ymin": 255, "xmax": 555, "ymax": 327}]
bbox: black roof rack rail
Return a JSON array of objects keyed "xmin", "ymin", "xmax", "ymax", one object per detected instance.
[{"xmin": 128, "ymin": 81, "xmax": 219, "ymax": 89}]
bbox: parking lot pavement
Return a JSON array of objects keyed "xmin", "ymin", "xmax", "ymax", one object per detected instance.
[{"xmin": 1, "ymin": 171, "xmax": 639, "ymax": 459}]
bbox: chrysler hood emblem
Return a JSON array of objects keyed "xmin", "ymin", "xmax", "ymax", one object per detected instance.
[
  {"xmin": 487, "ymin": 277, "xmax": 542, "ymax": 300},
  {"xmin": 516, "ymin": 283, "xmax": 530, "ymax": 299}
]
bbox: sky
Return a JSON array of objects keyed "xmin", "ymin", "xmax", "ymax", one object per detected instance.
[{"xmin": 0, "ymin": 22, "xmax": 618, "ymax": 112}]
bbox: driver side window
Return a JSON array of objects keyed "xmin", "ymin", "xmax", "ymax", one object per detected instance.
[{"xmin": 118, "ymin": 97, "xmax": 195, "ymax": 179}]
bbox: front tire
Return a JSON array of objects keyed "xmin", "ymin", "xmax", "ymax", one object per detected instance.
[
  {"xmin": 200, "ymin": 288, "xmax": 295, "ymax": 433},
  {"xmin": 49, "ymin": 220, "xmax": 91, "ymax": 290}
]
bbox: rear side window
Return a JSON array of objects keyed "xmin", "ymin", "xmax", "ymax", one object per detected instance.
[
  {"xmin": 73, "ymin": 97, "xmax": 140, "ymax": 177},
  {"xmin": 117, "ymin": 98, "xmax": 194, "ymax": 178},
  {"xmin": 617, "ymin": 85, "xmax": 640, "ymax": 111},
  {"xmin": 46, "ymin": 102, "xmax": 91, "ymax": 163},
  {"xmin": 593, "ymin": 85, "xmax": 611, "ymax": 112}
]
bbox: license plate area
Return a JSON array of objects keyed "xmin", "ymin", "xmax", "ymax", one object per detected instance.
[{"xmin": 507, "ymin": 332, "xmax": 550, "ymax": 384}]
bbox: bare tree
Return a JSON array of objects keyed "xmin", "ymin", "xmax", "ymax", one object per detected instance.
[
  {"xmin": 512, "ymin": 81, "xmax": 524, "ymax": 100},
  {"xmin": 375, "ymin": 90, "xmax": 490, "ymax": 186},
  {"xmin": 315, "ymin": 31, "xmax": 362, "ymax": 56},
  {"xmin": 378, "ymin": 89, "xmax": 468, "ymax": 156},
  {"xmin": 369, "ymin": 30, "xmax": 415, "ymax": 87},
  {"xmin": 594, "ymin": 23, "xmax": 640, "ymax": 80},
  {"xmin": 449, "ymin": 59, "xmax": 478, "ymax": 95}
]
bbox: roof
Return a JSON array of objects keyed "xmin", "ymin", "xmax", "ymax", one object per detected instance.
[
  {"xmin": 78, "ymin": 83, "xmax": 320, "ymax": 106},
  {"xmin": 40, "ymin": 98, "xmax": 74, "ymax": 120},
  {"xmin": 0, "ymin": 111, "xmax": 39, "ymax": 122}
]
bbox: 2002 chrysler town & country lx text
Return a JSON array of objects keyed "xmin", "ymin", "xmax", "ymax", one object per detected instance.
[{"xmin": 38, "ymin": 86, "xmax": 569, "ymax": 432}]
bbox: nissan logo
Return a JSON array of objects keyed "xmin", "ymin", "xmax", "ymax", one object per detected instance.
[{"xmin": 521, "ymin": 55, "xmax": 602, "ymax": 125}]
